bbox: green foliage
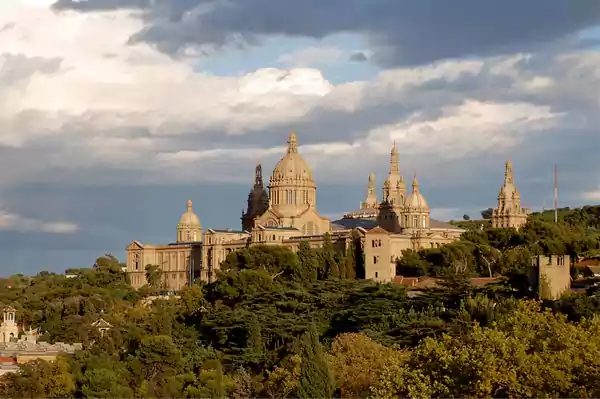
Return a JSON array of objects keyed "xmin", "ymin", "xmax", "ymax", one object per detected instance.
[
  {"xmin": 145, "ymin": 264, "xmax": 164, "ymax": 289},
  {"xmin": 295, "ymin": 324, "xmax": 335, "ymax": 399},
  {"xmin": 3, "ymin": 206, "xmax": 600, "ymax": 398}
]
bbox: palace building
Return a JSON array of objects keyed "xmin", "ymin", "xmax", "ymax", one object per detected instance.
[{"xmin": 125, "ymin": 131, "xmax": 465, "ymax": 289}]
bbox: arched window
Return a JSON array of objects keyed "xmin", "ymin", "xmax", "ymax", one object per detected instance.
[{"xmin": 134, "ymin": 254, "xmax": 140, "ymax": 270}]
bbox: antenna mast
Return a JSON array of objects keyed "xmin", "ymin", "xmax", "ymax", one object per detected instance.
[{"xmin": 553, "ymin": 164, "xmax": 558, "ymax": 224}]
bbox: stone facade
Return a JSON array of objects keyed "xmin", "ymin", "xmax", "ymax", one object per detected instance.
[
  {"xmin": 530, "ymin": 255, "xmax": 572, "ymax": 300},
  {"xmin": 492, "ymin": 160, "xmax": 530, "ymax": 229},
  {"xmin": 125, "ymin": 131, "xmax": 464, "ymax": 287},
  {"xmin": 126, "ymin": 200, "xmax": 203, "ymax": 290}
]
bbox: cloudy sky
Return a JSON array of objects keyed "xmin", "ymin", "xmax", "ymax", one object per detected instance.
[{"xmin": 1, "ymin": 0, "xmax": 600, "ymax": 275}]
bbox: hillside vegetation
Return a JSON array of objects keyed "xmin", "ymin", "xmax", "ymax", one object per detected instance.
[{"xmin": 1, "ymin": 205, "xmax": 600, "ymax": 398}]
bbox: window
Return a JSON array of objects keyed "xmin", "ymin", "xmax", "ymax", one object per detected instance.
[
  {"xmin": 375, "ymin": 272, "xmax": 378, "ymax": 278},
  {"xmin": 373, "ymin": 256, "xmax": 379, "ymax": 264}
]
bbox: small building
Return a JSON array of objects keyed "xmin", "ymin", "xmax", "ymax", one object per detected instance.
[{"xmin": 0, "ymin": 307, "xmax": 82, "ymax": 375}]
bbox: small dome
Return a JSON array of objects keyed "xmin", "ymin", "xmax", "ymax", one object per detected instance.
[
  {"xmin": 405, "ymin": 175, "xmax": 429, "ymax": 211},
  {"xmin": 178, "ymin": 200, "xmax": 201, "ymax": 228},
  {"xmin": 271, "ymin": 131, "xmax": 314, "ymax": 182}
]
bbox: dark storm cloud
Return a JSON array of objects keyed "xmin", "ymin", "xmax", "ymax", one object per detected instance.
[
  {"xmin": 349, "ymin": 52, "xmax": 368, "ymax": 63},
  {"xmin": 52, "ymin": 0, "xmax": 600, "ymax": 66}
]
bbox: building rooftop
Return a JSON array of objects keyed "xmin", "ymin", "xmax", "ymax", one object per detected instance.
[
  {"xmin": 0, "ymin": 341, "xmax": 83, "ymax": 355},
  {"xmin": 258, "ymin": 226, "xmax": 300, "ymax": 231},
  {"xmin": 208, "ymin": 228, "xmax": 247, "ymax": 234},
  {"xmin": 331, "ymin": 216, "xmax": 463, "ymax": 231}
]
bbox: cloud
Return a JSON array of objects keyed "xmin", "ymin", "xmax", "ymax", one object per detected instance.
[
  {"xmin": 583, "ymin": 188, "xmax": 600, "ymax": 202},
  {"xmin": 0, "ymin": 1, "xmax": 598, "ymax": 218},
  {"xmin": 349, "ymin": 52, "xmax": 368, "ymax": 62},
  {"xmin": 0, "ymin": 208, "xmax": 78, "ymax": 234},
  {"xmin": 278, "ymin": 46, "xmax": 345, "ymax": 67},
  {"xmin": 53, "ymin": 0, "xmax": 600, "ymax": 67}
]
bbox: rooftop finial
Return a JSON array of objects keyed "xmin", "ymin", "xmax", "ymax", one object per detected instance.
[
  {"xmin": 187, "ymin": 200, "xmax": 193, "ymax": 211},
  {"xmin": 412, "ymin": 173, "xmax": 419, "ymax": 191},
  {"xmin": 287, "ymin": 131, "xmax": 298, "ymax": 153}
]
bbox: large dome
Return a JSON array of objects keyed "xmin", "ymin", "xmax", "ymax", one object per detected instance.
[
  {"xmin": 178, "ymin": 200, "xmax": 201, "ymax": 228},
  {"xmin": 268, "ymin": 132, "xmax": 318, "ymax": 217},
  {"xmin": 271, "ymin": 132, "xmax": 314, "ymax": 182}
]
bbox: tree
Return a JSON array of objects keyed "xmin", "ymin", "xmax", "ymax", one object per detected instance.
[
  {"xmin": 0, "ymin": 357, "xmax": 75, "ymax": 398},
  {"xmin": 297, "ymin": 240, "xmax": 319, "ymax": 282},
  {"xmin": 480, "ymin": 208, "xmax": 494, "ymax": 219},
  {"xmin": 295, "ymin": 324, "xmax": 335, "ymax": 398},
  {"xmin": 344, "ymin": 239, "xmax": 357, "ymax": 280},
  {"xmin": 371, "ymin": 301, "xmax": 600, "ymax": 398},
  {"xmin": 352, "ymin": 231, "xmax": 366, "ymax": 279},
  {"xmin": 327, "ymin": 333, "xmax": 407, "ymax": 398},
  {"xmin": 320, "ymin": 233, "xmax": 339, "ymax": 279},
  {"xmin": 145, "ymin": 264, "xmax": 163, "ymax": 289},
  {"xmin": 264, "ymin": 355, "xmax": 302, "ymax": 399}
]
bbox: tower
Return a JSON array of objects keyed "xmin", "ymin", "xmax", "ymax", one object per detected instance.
[
  {"xmin": 491, "ymin": 160, "xmax": 530, "ymax": 229},
  {"xmin": 176, "ymin": 200, "xmax": 203, "ymax": 242},
  {"xmin": 241, "ymin": 163, "xmax": 270, "ymax": 231},
  {"xmin": 361, "ymin": 172, "xmax": 378, "ymax": 209},
  {"xmin": 382, "ymin": 142, "xmax": 406, "ymax": 206},
  {"xmin": 0, "ymin": 306, "xmax": 18, "ymax": 343}
]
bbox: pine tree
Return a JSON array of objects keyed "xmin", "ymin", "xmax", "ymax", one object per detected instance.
[
  {"xmin": 296, "ymin": 324, "xmax": 335, "ymax": 399},
  {"xmin": 321, "ymin": 233, "xmax": 339, "ymax": 280},
  {"xmin": 298, "ymin": 240, "xmax": 319, "ymax": 282},
  {"xmin": 352, "ymin": 231, "xmax": 365, "ymax": 279},
  {"xmin": 345, "ymin": 239, "xmax": 357, "ymax": 280},
  {"xmin": 247, "ymin": 316, "xmax": 263, "ymax": 355}
]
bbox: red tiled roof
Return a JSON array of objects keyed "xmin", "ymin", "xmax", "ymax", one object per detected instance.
[
  {"xmin": 576, "ymin": 259, "xmax": 600, "ymax": 267},
  {"xmin": 0, "ymin": 357, "xmax": 16, "ymax": 363},
  {"xmin": 393, "ymin": 276, "xmax": 420, "ymax": 287},
  {"xmin": 469, "ymin": 277, "xmax": 503, "ymax": 286},
  {"xmin": 393, "ymin": 276, "xmax": 502, "ymax": 289}
]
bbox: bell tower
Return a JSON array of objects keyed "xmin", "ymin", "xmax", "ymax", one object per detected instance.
[{"xmin": 0, "ymin": 306, "xmax": 18, "ymax": 343}]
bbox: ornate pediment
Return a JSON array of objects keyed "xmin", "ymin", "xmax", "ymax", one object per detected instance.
[{"xmin": 126, "ymin": 240, "xmax": 144, "ymax": 250}]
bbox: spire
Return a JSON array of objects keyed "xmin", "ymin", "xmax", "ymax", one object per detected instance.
[
  {"xmin": 412, "ymin": 173, "xmax": 419, "ymax": 192},
  {"xmin": 287, "ymin": 131, "xmax": 298, "ymax": 153},
  {"xmin": 504, "ymin": 160, "xmax": 514, "ymax": 185},
  {"xmin": 186, "ymin": 199, "xmax": 193, "ymax": 211},
  {"xmin": 361, "ymin": 172, "xmax": 378, "ymax": 209},
  {"xmin": 254, "ymin": 163, "xmax": 263, "ymax": 187},
  {"xmin": 389, "ymin": 141, "xmax": 399, "ymax": 174}
]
